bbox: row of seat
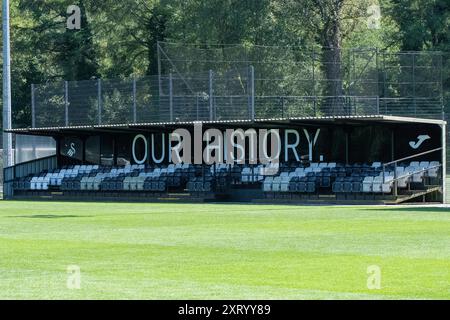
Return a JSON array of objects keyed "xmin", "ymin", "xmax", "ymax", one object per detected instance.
[
  {"xmin": 13, "ymin": 161, "xmax": 441, "ymax": 196},
  {"xmin": 187, "ymin": 177, "xmax": 215, "ymax": 193},
  {"xmin": 263, "ymin": 161, "xmax": 441, "ymax": 194}
]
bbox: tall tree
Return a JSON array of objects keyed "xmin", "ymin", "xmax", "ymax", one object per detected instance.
[
  {"xmin": 387, "ymin": 0, "xmax": 449, "ymax": 51},
  {"xmin": 56, "ymin": 0, "xmax": 98, "ymax": 80},
  {"xmin": 17, "ymin": 0, "xmax": 98, "ymax": 80},
  {"xmin": 282, "ymin": 0, "xmax": 371, "ymax": 113}
]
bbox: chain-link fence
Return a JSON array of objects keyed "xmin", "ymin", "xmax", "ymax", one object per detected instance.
[{"xmin": 30, "ymin": 44, "xmax": 445, "ymax": 127}]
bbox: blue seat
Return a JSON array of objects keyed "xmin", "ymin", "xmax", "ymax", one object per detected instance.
[
  {"xmin": 332, "ymin": 177, "xmax": 345, "ymax": 193},
  {"xmin": 343, "ymin": 178, "xmax": 353, "ymax": 193},
  {"xmin": 320, "ymin": 174, "xmax": 331, "ymax": 188},
  {"xmin": 297, "ymin": 182, "xmax": 306, "ymax": 193},
  {"xmin": 306, "ymin": 182, "xmax": 315, "ymax": 193}
]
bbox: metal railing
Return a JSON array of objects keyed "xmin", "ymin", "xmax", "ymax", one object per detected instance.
[
  {"xmin": 22, "ymin": 46, "xmax": 447, "ymax": 128},
  {"xmin": 382, "ymin": 147, "xmax": 443, "ymax": 197},
  {"xmin": 29, "ymin": 78, "xmax": 444, "ymax": 128},
  {"xmin": 3, "ymin": 155, "xmax": 57, "ymax": 198}
]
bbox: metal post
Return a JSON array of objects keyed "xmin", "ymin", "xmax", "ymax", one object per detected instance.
[
  {"xmin": 169, "ymin": 73, "xmax": 173, "ymax": 122},
  {"xmin": 393, "ymin": 162, "xmax": 398, "ymax": 197},
  {"xmin": 157, "ymin": 41, "xmax": 162, "ymax": 97},
  {"xmin": 3, "ymin": 0, "xmax": 13, "ymax": 166},
  {"xmin": 64, "ymin": 81, "xmax": 69, "ymax": 126},
  {"xmin": 391, "ymin": 129, "xmax": 395, "ymax": 161},
  {"xmin": 97, "ymin": 79, "xmax": 102, "ymax": 125},
  {"xmin": 250, "ymin": 65, "xmax": 255, "ymax": 121},
  {"xmin": 345, "ymin": 131, "xmax": 349, "ymax": 165},
  {"xmin": 376, "ymin": 96, "xmax": 380, "ymax": 114},
  {"xmin": 382, "ymin": 52, "xmax": 388, "ymax": 114},
  {"xmin": 31, "ymin": 84, "xmax": 36, "ymax": 128},
  {"xmin": 412, "ymin": 53, "xmax": 416, "ymax": 116},
  {"xmin": 442, "ymin": 122, "xmax": 447, "ymax": 204},
  {"xmin": 196, "ymin": 95, "xmax": 199, "ymax": 121},
  {"xmin": 375, "ymin": 48, "xmax": 380, "ymax": 111},
  {"xmin": 314, "ymin": 97, "xmax": 317, "ymax": 116},
  {"xmin": 312, "ymin": 48, "xmax": 316, "ymax": 114},
  {"xmin": 439, "ymin": 54, "xmax": 444, "ymax": 119},
  {"xmin": 209, "ymin": 70, "xmax": 214, "ymax": 121},
  {"xmin": 133, "ymin": 77, "xmax": 137, "ymax": 123}
]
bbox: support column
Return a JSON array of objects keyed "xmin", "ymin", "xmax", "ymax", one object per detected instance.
[
  {"xmin": 345, "ymin": 130, "xmax": 350, "ymax": 165},
  {"xmin": 56, "ymin": 136, "xmax": 61, "ymax": 167},
  {"xmin": 442, "ymin": 122, "xmax": 447, "ymax": 204},
  {"xmin": 391, "ymin": 128, "xmax": 395, "ymax": 162},
  {"xmin": 2, "ymin": 0, "xmax": 13, "ymax": 167},
  {"xmin": 81, "ymin": 137, "xmax": 86, "ymax": 164}
]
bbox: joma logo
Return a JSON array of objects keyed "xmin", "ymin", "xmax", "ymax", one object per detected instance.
[{"xmin": 409, "ymin": 135, "xmax": 430, "ymax": 149}]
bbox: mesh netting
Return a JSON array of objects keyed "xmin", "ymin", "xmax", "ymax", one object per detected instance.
[{"xmin": 30, "ymin": 44, "xmax": 445, "ymax": 127}]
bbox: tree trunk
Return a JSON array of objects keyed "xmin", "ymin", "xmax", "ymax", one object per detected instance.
[{"xmin": 319, "ymin": 0, "xmax": 345, "ymax": 115}]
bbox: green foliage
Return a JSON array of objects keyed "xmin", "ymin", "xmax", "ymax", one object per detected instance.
[
  {"xmin": 387, "ymin": 0, "xmax": 449, "ymax": 51},
  {"xmin": 1, "ymin": 0, "xmax": 448, "ymax": 128}
]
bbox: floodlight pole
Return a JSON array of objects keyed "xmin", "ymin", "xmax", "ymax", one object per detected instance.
[{"xmin": 2, "ymin": 0, "xmax": 14, "ymax": 167}]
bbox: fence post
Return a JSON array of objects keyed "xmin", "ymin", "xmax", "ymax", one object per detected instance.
[
  {"xmin": 97, "ymin": 79, "xmax": 102, "ymax": 125},
  {"xmin": 393, "ymin": 162, "xmax": 398, "ymax": 197},
  {"xmin": 209, "ymin": 70, "xmax": 214, "ymax": 121},
  {"xmin": 376, "ymin": 96, "xmax": 380, "ymax": 114},
  {"xmin": 196, "ymin": 95, "xmax": 199, "ymax": 121},
  {"xmin": 313, "ymin": 96, "xmax": 317, "ymax": 117},
  {"xmin": 31, "ymin": 84, "xmax": 36, "ymax": 128},
  {"xmin": 169, "ymin": 73, "xmax": 173, "ymax": 122},
  {"xmin": 133, "ymin": 77, "xmax": 137, "ymax": 123},
  {"xmin": 64, "ymin": 81, "xmax": 69, "ymax": 126},
  {"xmin": 157, "ymin": 41, "xmax": 163, "ymax": 98},
  {"xmin": 412, "ymin": 53, "xmax": 416, "ymax": 116},
  {"xmin": 312, "ymin": 48, "xmax": 317, "ymax": 115},
  {"xmin": 250, "ymin": 65, "xmax": 255, "ymax": 121}
]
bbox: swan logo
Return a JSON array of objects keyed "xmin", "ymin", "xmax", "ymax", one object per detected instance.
[
  {"xmin": 409, "ymin": 135, "xmax": 430, "ymax": 149},
  {"xmin": 67, "ymin": 143, "xmax": 76, "ymax": 157}
]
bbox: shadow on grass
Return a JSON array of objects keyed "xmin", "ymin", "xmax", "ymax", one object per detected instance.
[
  {"xmin": 362, "ymin": 207, "xmax": 450, "ymax": 213},
  {"xmin": 8, "ymin": 214, "xmax": 92, "ymax": 219}
]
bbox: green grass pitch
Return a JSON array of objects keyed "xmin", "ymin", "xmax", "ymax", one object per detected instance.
[{"xmin": 0, "ymin": 201, "xmax": 449, "ymax": 299}]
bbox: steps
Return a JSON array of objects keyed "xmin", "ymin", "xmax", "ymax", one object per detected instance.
[{"xmin": 390, "ymin": 186, "xmax": 442, "ymax": 204}]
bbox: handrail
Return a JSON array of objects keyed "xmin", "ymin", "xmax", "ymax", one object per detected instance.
[
  {"xmin": 385, "ymin": 164, "xmax": 442, "ymax": 183},
  {"xmin": 3, "ymin": 155, "xmax": 57, "ymax": 184},
  {"xmin": 382, "ymin": 147, "xmax": 443, "ymax": 197},
  {"xmin": 4, "ymin": 154, "xmax": 56, "ymax": 169},
  {"xmin": 383, "ymin": 147, "xmax": 443, "ymax": 167}
]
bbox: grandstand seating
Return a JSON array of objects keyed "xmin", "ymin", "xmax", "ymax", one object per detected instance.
[
  {"xmin": 11, "ymin": 161, "xmax": 441, "ymax": 199},
  {"xmin": 262, "ymin": 161, "xmax": 441, "ymax": 196}
]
